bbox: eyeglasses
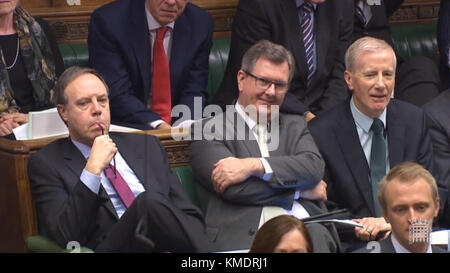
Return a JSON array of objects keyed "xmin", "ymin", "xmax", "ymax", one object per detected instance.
[{"xmin": 243, "ymin": 70, "xmax": 289, "ymax": 93}]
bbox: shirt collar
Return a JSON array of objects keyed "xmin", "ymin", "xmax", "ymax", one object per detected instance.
[
  {"xmin": 350, "ymin": 96, "xmax": 387, "ymax": 134},
  {"xmin": 71, "ymin": 138, "xmax": 92, "ymax": 160},
  {"xmin": 296, "ymin": 0, "xmax": 318, "ymax": 10},
  {"xmin": 145, "ymin": 5, "xmax": 175, "ymax": 31},
  {"xmin": 235, "ymin": 102, "xmax": 257, "ymax": 131},
  {"xmin": 391, "ymin": 233, "xmax": 432, "ymax": 253}
]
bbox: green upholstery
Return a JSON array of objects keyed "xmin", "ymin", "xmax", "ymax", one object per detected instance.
[
  {"xmin": 27, "ymin": 235, "xmax": 94, "ymax": 253},
  {"xmin": 58, "ymin": 23, "xmax": 438, "ymax": 101},
  {"xmin": 207, "ymin": 37, "xmax": 231, "ymax": 102},
  {"xmin": 58, "ymin": 44, "xmax": 89, "ymax": 68},
  {"xmin": 391, "ymin": 22, "xmax": 438, "ymax": 62},
  {"xmin": 172, "ymin": 166, "xmax": 200, "ymax": 207}
]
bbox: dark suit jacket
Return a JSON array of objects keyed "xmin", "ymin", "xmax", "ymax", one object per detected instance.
[
  {"xmin": 213, "ymin": 0, "xmax": 353, "ymax": 115},
  {"xmin": 88, "ymin": 0, "xmax": 213, "ymax": 129},
  {"xmin": 309, "ymin": 99, "xmax": 448, "ymax": 219},
  {"xmin": 352, "ymin": 0, "xmax": 404, "ymax": 47},
  {"xmin": 353, "ymin": 235, "xmax": 448, "ymax": 253},
  {"xmin": 190, "ymin": 110, "xmax": 326, "ymax": 251},
  {"xmin": 424, "ymin": 90, "xmax": 450, "ymax": 227},
  {"xmin": 29, "ymin": 133, "xmax": 206, "ymax": 250}
]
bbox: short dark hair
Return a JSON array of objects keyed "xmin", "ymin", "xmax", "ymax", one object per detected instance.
[
  {"xmin": 249, "ymin": 215, "xmax": 313, "ymax": 253},
  {"xmin": 52, "ymin": 66, "xmax": 109, "ymax": 106},
  {"xmin": 241, "ymin": 40, "xmax": 295, "ymax": 83}
]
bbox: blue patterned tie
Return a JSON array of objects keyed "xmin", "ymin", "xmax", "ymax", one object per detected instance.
[
  {"xmin": 370, "ymin": 119, "xmax": 386, "ymax": 217},
  {"xmin": 301, "ymin": 2, "xmax": 315, "ymax": 86}
]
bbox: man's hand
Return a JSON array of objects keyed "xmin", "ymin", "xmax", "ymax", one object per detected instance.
[
  {"xmin": 305, "ymin": 112, "xmax": 316, "ymax": 122},
  {"xmin": 0, "ymin": 113, "xmax": 29, "ymax": 136},
  {"xmin": 85, "ymin": 135, "xmax": 118, "ymax": 175},
  {"xmin": 156, "ymin": 122, "xmax": 172, "ymax": 130},
  {"xmin": 353, "ymin": 217, "xmax": 391, "ymax": 241},
  {"xmin": 300, "ymin": 180, "xmax": 327, "ymax": 201},
  {"xmin": 212, "ymin": 157, "xmax": 264, "ymax": 193}
]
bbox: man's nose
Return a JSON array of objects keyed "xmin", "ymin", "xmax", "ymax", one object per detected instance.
[
  {"xmin": 265, "ymin": 83, "xmax": 276, "ymax": 96},
  {"xmin": 91, "ymin": 100, "xmax": 102, "ymax": 115}
]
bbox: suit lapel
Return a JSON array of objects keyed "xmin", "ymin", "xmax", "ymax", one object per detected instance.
[
  {"xmin": 334, "ymin": 104, "xmax": 375, "ymax": 215},
  {"xmin": 111, "ymin": 133, "xmax": 154, "ymax": 191},
  {"xmin": 387, "ymin": 101, "xmax": 406, "ymax": 168},
  {"xmin": 130, "ymin": 0, "xmax": 151, "ymax": 102},
  {"xmin": 280, "ymin": 0, "xmax": 308, "ymax": 82},
  {"xmin": 170, "ymin": 13, "xmax": 190, "ymax": 99},
  {"xmin": 62, "ymin": 138, "xmax": 118, "ymax": 219},
  {"xmin": 313, "ymin": 2, "xmax": 331, "ymax": 87},
  {"xmin": 226, "ymin": 110, "xmax": 262, "ymax": 158}
]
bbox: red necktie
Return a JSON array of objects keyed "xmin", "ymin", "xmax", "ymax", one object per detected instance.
[
  {"xmin": 104, "ymin": 164, "xmax": 135, "ymax": 208},
  {"xmin": 152, "ymin": 27, "xmax": 172, "ymax": 124}
]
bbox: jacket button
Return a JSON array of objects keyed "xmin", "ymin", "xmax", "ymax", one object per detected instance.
[{"xmin": 248, "ymin": 228, "xmax": 256, "ymax": 236}]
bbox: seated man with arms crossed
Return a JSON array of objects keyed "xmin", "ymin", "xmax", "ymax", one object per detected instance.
[{"xmin": 190, "ymin": 40, "xmax": 340, "ymax": 253}]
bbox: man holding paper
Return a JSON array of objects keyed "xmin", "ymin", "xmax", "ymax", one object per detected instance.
[{"xmin": 28, "ymin": 66, "xmax": 212, "ymax": 252}]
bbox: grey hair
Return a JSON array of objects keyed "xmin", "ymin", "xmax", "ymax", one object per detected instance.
[
  {"xmin": 241, "ymin": 40, "xmax": 295, "ymax": 83},
  {"xmin": 345, "ymin": 37, "xmax": 397, "ymax": 72},
  {"xmin": 52, "ymin": 66, "xmax": 109, "ymax": 106}
]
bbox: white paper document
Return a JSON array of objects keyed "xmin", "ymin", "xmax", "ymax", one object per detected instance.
[
  {"xmin": 306, "ymin": 219, "xmax": 364, "ymax": 228},
  {"xmin": 13, "ymin": 107, "xmax": 140, "ymax": 140}
]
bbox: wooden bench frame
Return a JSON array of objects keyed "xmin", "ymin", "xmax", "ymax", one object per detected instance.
[{"xmin": 0, "ymin": 129, "xmax": 190, "ymax": 252}]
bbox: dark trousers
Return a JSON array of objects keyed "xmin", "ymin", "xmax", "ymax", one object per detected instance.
[{"xmin": 95, "ymin": 190, "xmax": 213, "ymax": 253}]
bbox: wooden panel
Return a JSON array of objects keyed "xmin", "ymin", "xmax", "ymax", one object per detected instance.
[{"xmin": 391, "ymin": 0, "xmax": 441, "ymax": 24}]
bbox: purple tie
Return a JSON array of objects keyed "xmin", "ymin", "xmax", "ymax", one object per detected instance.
[{"xmin": 104, "ymin": 164, "xmax": 135, "ymax": 208}]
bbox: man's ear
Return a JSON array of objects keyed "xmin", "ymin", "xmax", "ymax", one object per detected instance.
[
  {"xmin": 344, "ymin": 70, "xmax": 354, "ymax": 91},
  {"xmin": 237, "ymin": 70, "xmax": 246, "ymax": 94},
  {"xmin": 57, "ymin": 104, "xmax": 68, "ymax": 123}
]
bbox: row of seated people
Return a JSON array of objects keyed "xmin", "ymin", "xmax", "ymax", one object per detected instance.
[
  {"xmin": 28, "ymin": 39, "xmax": 449, "ymax": 253},
  {"xmin": 1, "ymin": 0, "xmax": 449, "ymax": 253}
]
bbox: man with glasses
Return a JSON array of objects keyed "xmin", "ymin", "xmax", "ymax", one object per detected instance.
[
  {"xmin": 213, "ymin": 0, "xmax": 354, "ymax": 122},
  {"xmin": 190, "ymin": 40, "xmax": 340, "ymax": 252}
]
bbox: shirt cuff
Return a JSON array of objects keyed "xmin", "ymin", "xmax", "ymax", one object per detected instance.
[
  {"xmin": 150, "ymin": 119, "xmax": 165, "ymax": 129},
  {"xmin": 259, "ymin": 158, "xmax": 274, "ymax": 181},
  {"xmin": 294, "ymin": 190, "xmax": 301, "ymax": 200},
  {"xmin": 80, "ymin": 168, "xmax": 102, "ymax": 194}
]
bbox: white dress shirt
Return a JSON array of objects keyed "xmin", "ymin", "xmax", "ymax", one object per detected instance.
[
  {"xmin": 234, "ymin": 103, "xmax": 310, "ymax": 228},
  {"xmin": 391, "ymin": 233, "xmax": 432, "ymax": 253}
]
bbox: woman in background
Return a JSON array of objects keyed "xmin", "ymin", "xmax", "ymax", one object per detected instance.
[
  {"xmin": 249, "ymin": 215, "xmax": 313, "ymax": 253},
  {"xmin": 0, "ymin": 0, "xmax": 64, "ymax": 137}
]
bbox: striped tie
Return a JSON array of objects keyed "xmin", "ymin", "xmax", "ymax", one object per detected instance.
[{"xmin": 301, "ymin": 3, "xmax": 315, "ymax": 86}]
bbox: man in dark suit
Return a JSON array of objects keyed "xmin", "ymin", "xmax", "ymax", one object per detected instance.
[
  {"xmin": 213, "ymin": 0, "xmax": 353, "ymax": 121},
  {"xmin": 309, "ymin": 37, "xmax": 448, "ymax": 249},
  {"xmin": 438, "ymin": 0, "xmax": 450, "ymax": 90},
  {"xmin": 354, "ymin": 162, "xmax": 447, "ymax": 253},
  {"xmin": 190, "ymin": 40, "xmax": 340, "ymax": 252},
  {"xmin": 88, "ymin": 0, "xmax": 213, "ymax": 130},
  {"xmin": 28, "ymin": 66, "xmax": 211, "ymax": 252},
  {"xmin": 353, "ymin": 0, "xmax": 440, "ymax": 106},
  {"xmin": 424, "ymin": 89, "xmax": 450, "ymax": 228}
]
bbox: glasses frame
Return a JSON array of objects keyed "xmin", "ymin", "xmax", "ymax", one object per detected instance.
[{"xmin": 243, "ymin": 70, "xmax": 289, "ymax": 93}]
